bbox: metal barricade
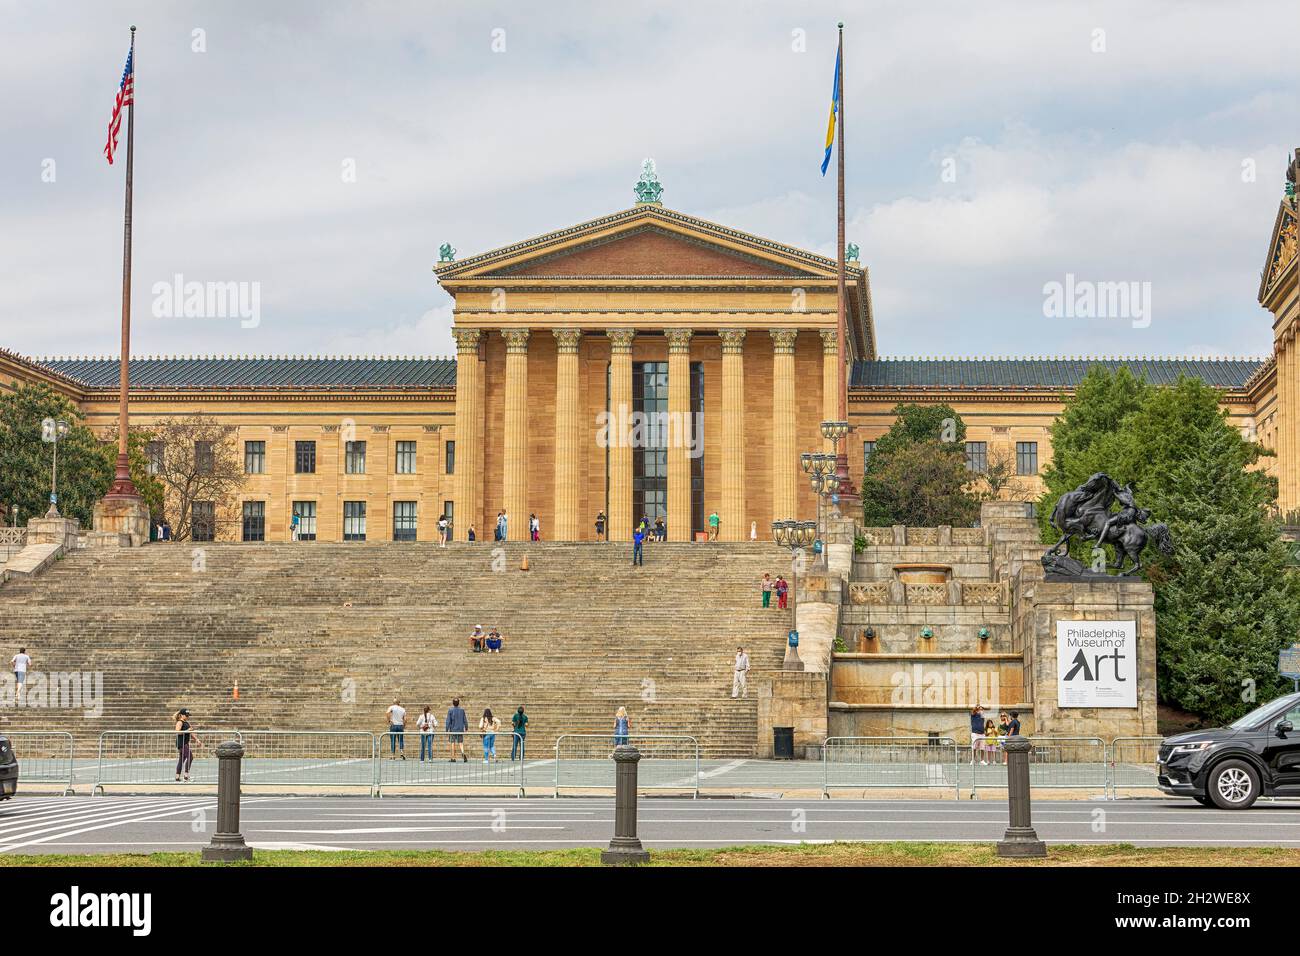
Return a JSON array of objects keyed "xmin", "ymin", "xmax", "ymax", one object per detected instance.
[
  {"xmin": 1108, "ymin": 736, "xmax": 1164, "ymax": 798},
  {"xmin": 554, "ymin": 734, "xmax": 700, "ymax": 797},
  {"xmin": 237, "ymin": 731, "xmax": 377, "ymax": 793},
  {"xmin": 376, "ymin": 732, "xmax": 525, "ymax": 796},
  {"xmin": 6, "ymin": 731, "xmax": 74, "ymax": 795},
  {"xmin": 822, "ymin": 736, "xmax": 961, "ymax": 799},
  {"xmin": 966, "ymin": 736, "xmax": 1108, "ymax": 796},
  {"xmin": 94, "ymin": 729, "xmax": 241, "ymax": 794}
]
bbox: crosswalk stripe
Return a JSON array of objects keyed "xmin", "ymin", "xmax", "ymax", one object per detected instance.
[{"xmin": 0, "ymin": 799, "xmax": 213, "ymax": 851}]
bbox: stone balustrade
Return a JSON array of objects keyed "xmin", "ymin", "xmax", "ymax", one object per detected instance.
[{"xmin": 848, "ymin": 579, "xmax": 1007, "ymax": 607}]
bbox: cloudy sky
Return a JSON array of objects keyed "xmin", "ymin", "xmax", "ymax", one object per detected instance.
[{"xmin": 0, "ymin": 0, "xmax": 1293, "ymax": 362}]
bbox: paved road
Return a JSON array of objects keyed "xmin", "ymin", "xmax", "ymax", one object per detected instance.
[{"xmin": 3, "ymin": 795, "xmax": 1300, "ymax": 854}]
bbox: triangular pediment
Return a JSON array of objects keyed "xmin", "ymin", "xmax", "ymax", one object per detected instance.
[
  {"xmin": 435, "ymin": 205, "xmax": 848, "ymax": 281},
  {"xmin": 484, "ymin": 224, "xmax": 816, "ymax": 278},
  {"xmin": 1259, "ymin": 200, "xmax": 1298, "ymax": 302}
]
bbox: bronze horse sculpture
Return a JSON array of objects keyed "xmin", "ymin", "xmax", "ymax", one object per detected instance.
[
  {"xmin": 1044, "ymin": 472, "xmax": 1175, "ymax": 577},
  {"xmin": 1046, "ymin": 472, "xmax": 1119, "ymax": 555}
]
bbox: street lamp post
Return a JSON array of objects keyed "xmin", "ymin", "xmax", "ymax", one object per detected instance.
[
  {"xmin": 41, "ymin": 417, "xmax": 69, "ymax": 518},
  {"xmin": 820, "ymin": 421, "xmax": 852, "ymax": 517},
  {"xmin": 772, "ymin": 518, "xmax": 816, "ymax": 671}
]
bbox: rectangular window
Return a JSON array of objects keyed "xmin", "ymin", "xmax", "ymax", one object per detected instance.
[
  {"xmin": 195, "ymin": 441, "xmax": 215, "ymax": 476},
  {"xmin": 291, "ymin": 501, "xmax": 317, "ymax": 541},
  {"xmin": 863, "ymin": 441, "xmax": 876, "ymax": 471},
  {"xmin": 631, "ymin": 361, "xmax": 668, "ymax": 530},
  {"xmin": 443, "ymin": 500, "xmax": 454, "ymax": 539},
  {"xmin": 244, "ymin": 440, "xmax": 265, "ymax": 475},
  {"xmin": 393, "ymin": 501, "xmax": 418, "ymax": 542},
  {"xmin": 1016, "ymin": 441, "xmax": 1039, "ymax": 476},
  {"xmin": 343, "ymin": 500, "xmax": 367, "ymax": 541},
  {"xmin": 295, "ymin": 441, "xmax": 316, "ymax": 474},
  {"xmin": 145, "ymin": 441, "xmax": 164, "ymax": 475},
  {"xmin": 345, "ymin": 440, "xmax": 367, "ymax": 475},
  {"xmin": 965, "ymin": 441, "xmax": 988, "ymax": 473},
  {"xmin": 242, "ymin": 501, "xmax": 265, "ymax": 542},
  {"xmin": 395, "ymin": 440, "xmax": 417, "ymax": 475},
  {"xmin": 192, "ymin": 501, "xmax": 215, "ymax": 542},
  {"xmin": 445, "ymin": 440, "xmax": 456, "ymax": 475}
]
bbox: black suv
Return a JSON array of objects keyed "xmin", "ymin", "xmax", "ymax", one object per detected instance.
[
  {"xmin": 0, "ymin": 735, "xmax": 17, "ymax": 801},
  {"xmin": 1158, "ymin": 691, "xmax": 1300, "ymax": 809}
]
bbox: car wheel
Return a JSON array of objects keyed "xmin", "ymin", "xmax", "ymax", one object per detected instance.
[{"xmin": 1207, "ymin": 760, "xmax": 1260, "ymax": 810}]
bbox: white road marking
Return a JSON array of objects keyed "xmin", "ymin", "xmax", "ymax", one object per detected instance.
[{"xmin": 0, "ymin": 800, "xmax": 214, "ymax": 854}]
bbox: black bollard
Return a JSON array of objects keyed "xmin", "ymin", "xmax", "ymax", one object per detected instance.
[
  {"xmin": 601, "ymin": 745, "xmax": 650, "ymax": 865},
  {"xmin": 996, "ymin": 736, "xmax": 1047, "ymax": 858},
  {"xmin": 201, "ymin": 740, "xmax": 253, "ymax": 863}
]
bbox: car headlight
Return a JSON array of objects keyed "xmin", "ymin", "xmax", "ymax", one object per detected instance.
[{"xmin": 1170, "ymin": 741, "xmax": 1214, "ymax": 754}]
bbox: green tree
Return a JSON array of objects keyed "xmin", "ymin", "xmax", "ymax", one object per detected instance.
[
  {"xmin": 1039, "ymin": 368, "xmax": 1299, "ymax": 723},
  {"xmin": 861, "ymin": 402, "xmax": 979, "ymax": 527},
  {"xmin": 0, "ymin": 382, "xmax": 112, "ymax": 527}
]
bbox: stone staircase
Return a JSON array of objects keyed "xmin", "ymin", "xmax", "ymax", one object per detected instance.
[{"xmin": 0, "ymin": 540, "xmax": 791, "ymax": 757}]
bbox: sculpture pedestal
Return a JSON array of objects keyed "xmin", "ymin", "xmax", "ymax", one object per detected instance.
[
  {"xmin": 92, "ymin": 496, "xmax": 150, "ymax": 548},
  {"xmin": 25, "ymin": 516, "xmax": 80, "ymax": 549}
]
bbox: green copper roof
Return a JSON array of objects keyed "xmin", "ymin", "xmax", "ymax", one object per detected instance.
[
  {"xmin": 31, "ymin": 356, "xmax": 457, "ymax": 389},
  {"xmin": 851, "ymin": 357, "xmax": 1265, "ymax": 390}
]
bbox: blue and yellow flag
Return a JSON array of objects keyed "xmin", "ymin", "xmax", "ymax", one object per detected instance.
[{"xmin": 820, "ymin": 41, "xmax": 841, "ymax": 176}]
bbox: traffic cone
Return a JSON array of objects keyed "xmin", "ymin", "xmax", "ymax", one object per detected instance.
[
  {"xmin": 520, "ymin": 554, "xmax": 530, "ymax": 571},
  {"xmin": 233, "ymin": 680, "xmax": 240, "ymax": 701}
]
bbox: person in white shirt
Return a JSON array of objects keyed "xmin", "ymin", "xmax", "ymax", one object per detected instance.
[
  {"xmin": 437, "ymin": 515, "xmax": 448, "ymax": 548},
  {"xmin": 416, "ymin": 706, "xmax": 438, "ymax": 761},
  {"xmin": 386, "ymin": 700, "xmax": 407, "ymax": 760},
  {"xmin": 731, "ymin": 647, "xmax": 751, "ymax": 699},
  {"xmin": 11, "ymin": 648, "xmax": 31, "ymax": 695}
]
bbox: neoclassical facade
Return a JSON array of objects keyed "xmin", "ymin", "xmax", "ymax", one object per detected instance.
[{"xmin": 1, "ymin": 150, "xmax": 1295, "ymax": 541}]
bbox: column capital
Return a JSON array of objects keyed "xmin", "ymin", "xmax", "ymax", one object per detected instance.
[
  {"xmin": 719, "ymin": 328, "xmax": 747, "ymax": 353},
  {"xmin": 501, "ymin": 328, "xmax": 531, "ymax": 353},
  {"xmin": 553, "ymin": 328, "xmax": 583, "ymax": 353},
  {"xmin": 770, "ymin": 328, "xmax": 798, "ymax": 354},
  {"xmin": 607, "ymin": 328, "xmax": 636, "ymax": 353},
  {"xmin": 820, "ymin": 328, "xmax": 838, "ymax": 354},
  {"xmin": 666, "ymin": 328, "xmax": 694, "ymax": 353},
  {"xmin": 451, "ymin": 327, "xmax": 483, "ymax": 354}
]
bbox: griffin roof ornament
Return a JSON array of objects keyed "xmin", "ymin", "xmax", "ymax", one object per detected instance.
[
  {"xmin": 438, "ymin": 242, "xmax": 456, "ymax": 262},
  {"xmin": 634, "ymin": 158, "xmax": 663, "ymax": 205}
]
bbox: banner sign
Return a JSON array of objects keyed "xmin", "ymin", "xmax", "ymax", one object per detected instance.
[{"xmin": 1056, "ymin": 620, "xmax": 1137, "ymax": 708}]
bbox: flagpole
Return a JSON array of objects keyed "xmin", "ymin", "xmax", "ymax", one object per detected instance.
[
  {"xmin": 834, "ymin": 21, "xmax": 856, "ymax": 501},
  {"xmin": 106, "ymin": 25, "xmax": 137, "ymax": 498}
]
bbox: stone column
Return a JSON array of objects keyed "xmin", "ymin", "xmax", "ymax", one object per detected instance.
[
  {"xmin": 720, "ymin": 329, "xmax": 747, "ymax": 541},
  {"xmin": 820, "ymin": 329, "xmax": 839, "ymax": 454},
  {"xmin": 1278, "ymin": 336, "xmax": 1290, "ymax": 513},
  {"xmin": 451, "ymin": 327, "xmax": 483, "ymax": 541},
  {"xmin": 770, "ymin": 329, "xmax": 799, "ymax": 522},
  {"xmin": 666, "ymin": 328, "xmax": 694, "ymax": 542},
  {"xmin": 607, "ymin": 329, "xmax": 636, "ymax": 541},
  {"xmin": 501, "ymin": 329, "xmax": 530, "ymax": 540},
  {"xmin": 1286, "ymin": 332, "xmax": 1297, "ymax": 513},
  {"xmin": 553, "ymin": 329, "xmax": 582, "ymax": 540}
]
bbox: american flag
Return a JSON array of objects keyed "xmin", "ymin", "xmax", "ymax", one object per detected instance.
[{"xmin": 104, "ymin": 46, "xmax": 134, "ymax": 165}]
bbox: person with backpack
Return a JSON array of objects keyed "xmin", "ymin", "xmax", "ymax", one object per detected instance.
[
  {"xmin": 417, "ymin": 706, "xmax": 438, "ymax": 762},
  {"xmin": 510, "ymin": 706, "xmax": 529, "ymax": 760}
]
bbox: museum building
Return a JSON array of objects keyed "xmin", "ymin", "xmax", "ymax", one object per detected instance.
[{"xmin": 0, "ymin": 151, "xmax": 1295, "ymax": 542}]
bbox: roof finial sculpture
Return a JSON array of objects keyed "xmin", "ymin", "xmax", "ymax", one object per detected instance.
[
  {"xmin": 634, "ymin": 158, "xmax": 663, "ymax": 205},
  {"xmin": 438, "ymin": 242, "xmax": 456, "ymax": 262}
]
